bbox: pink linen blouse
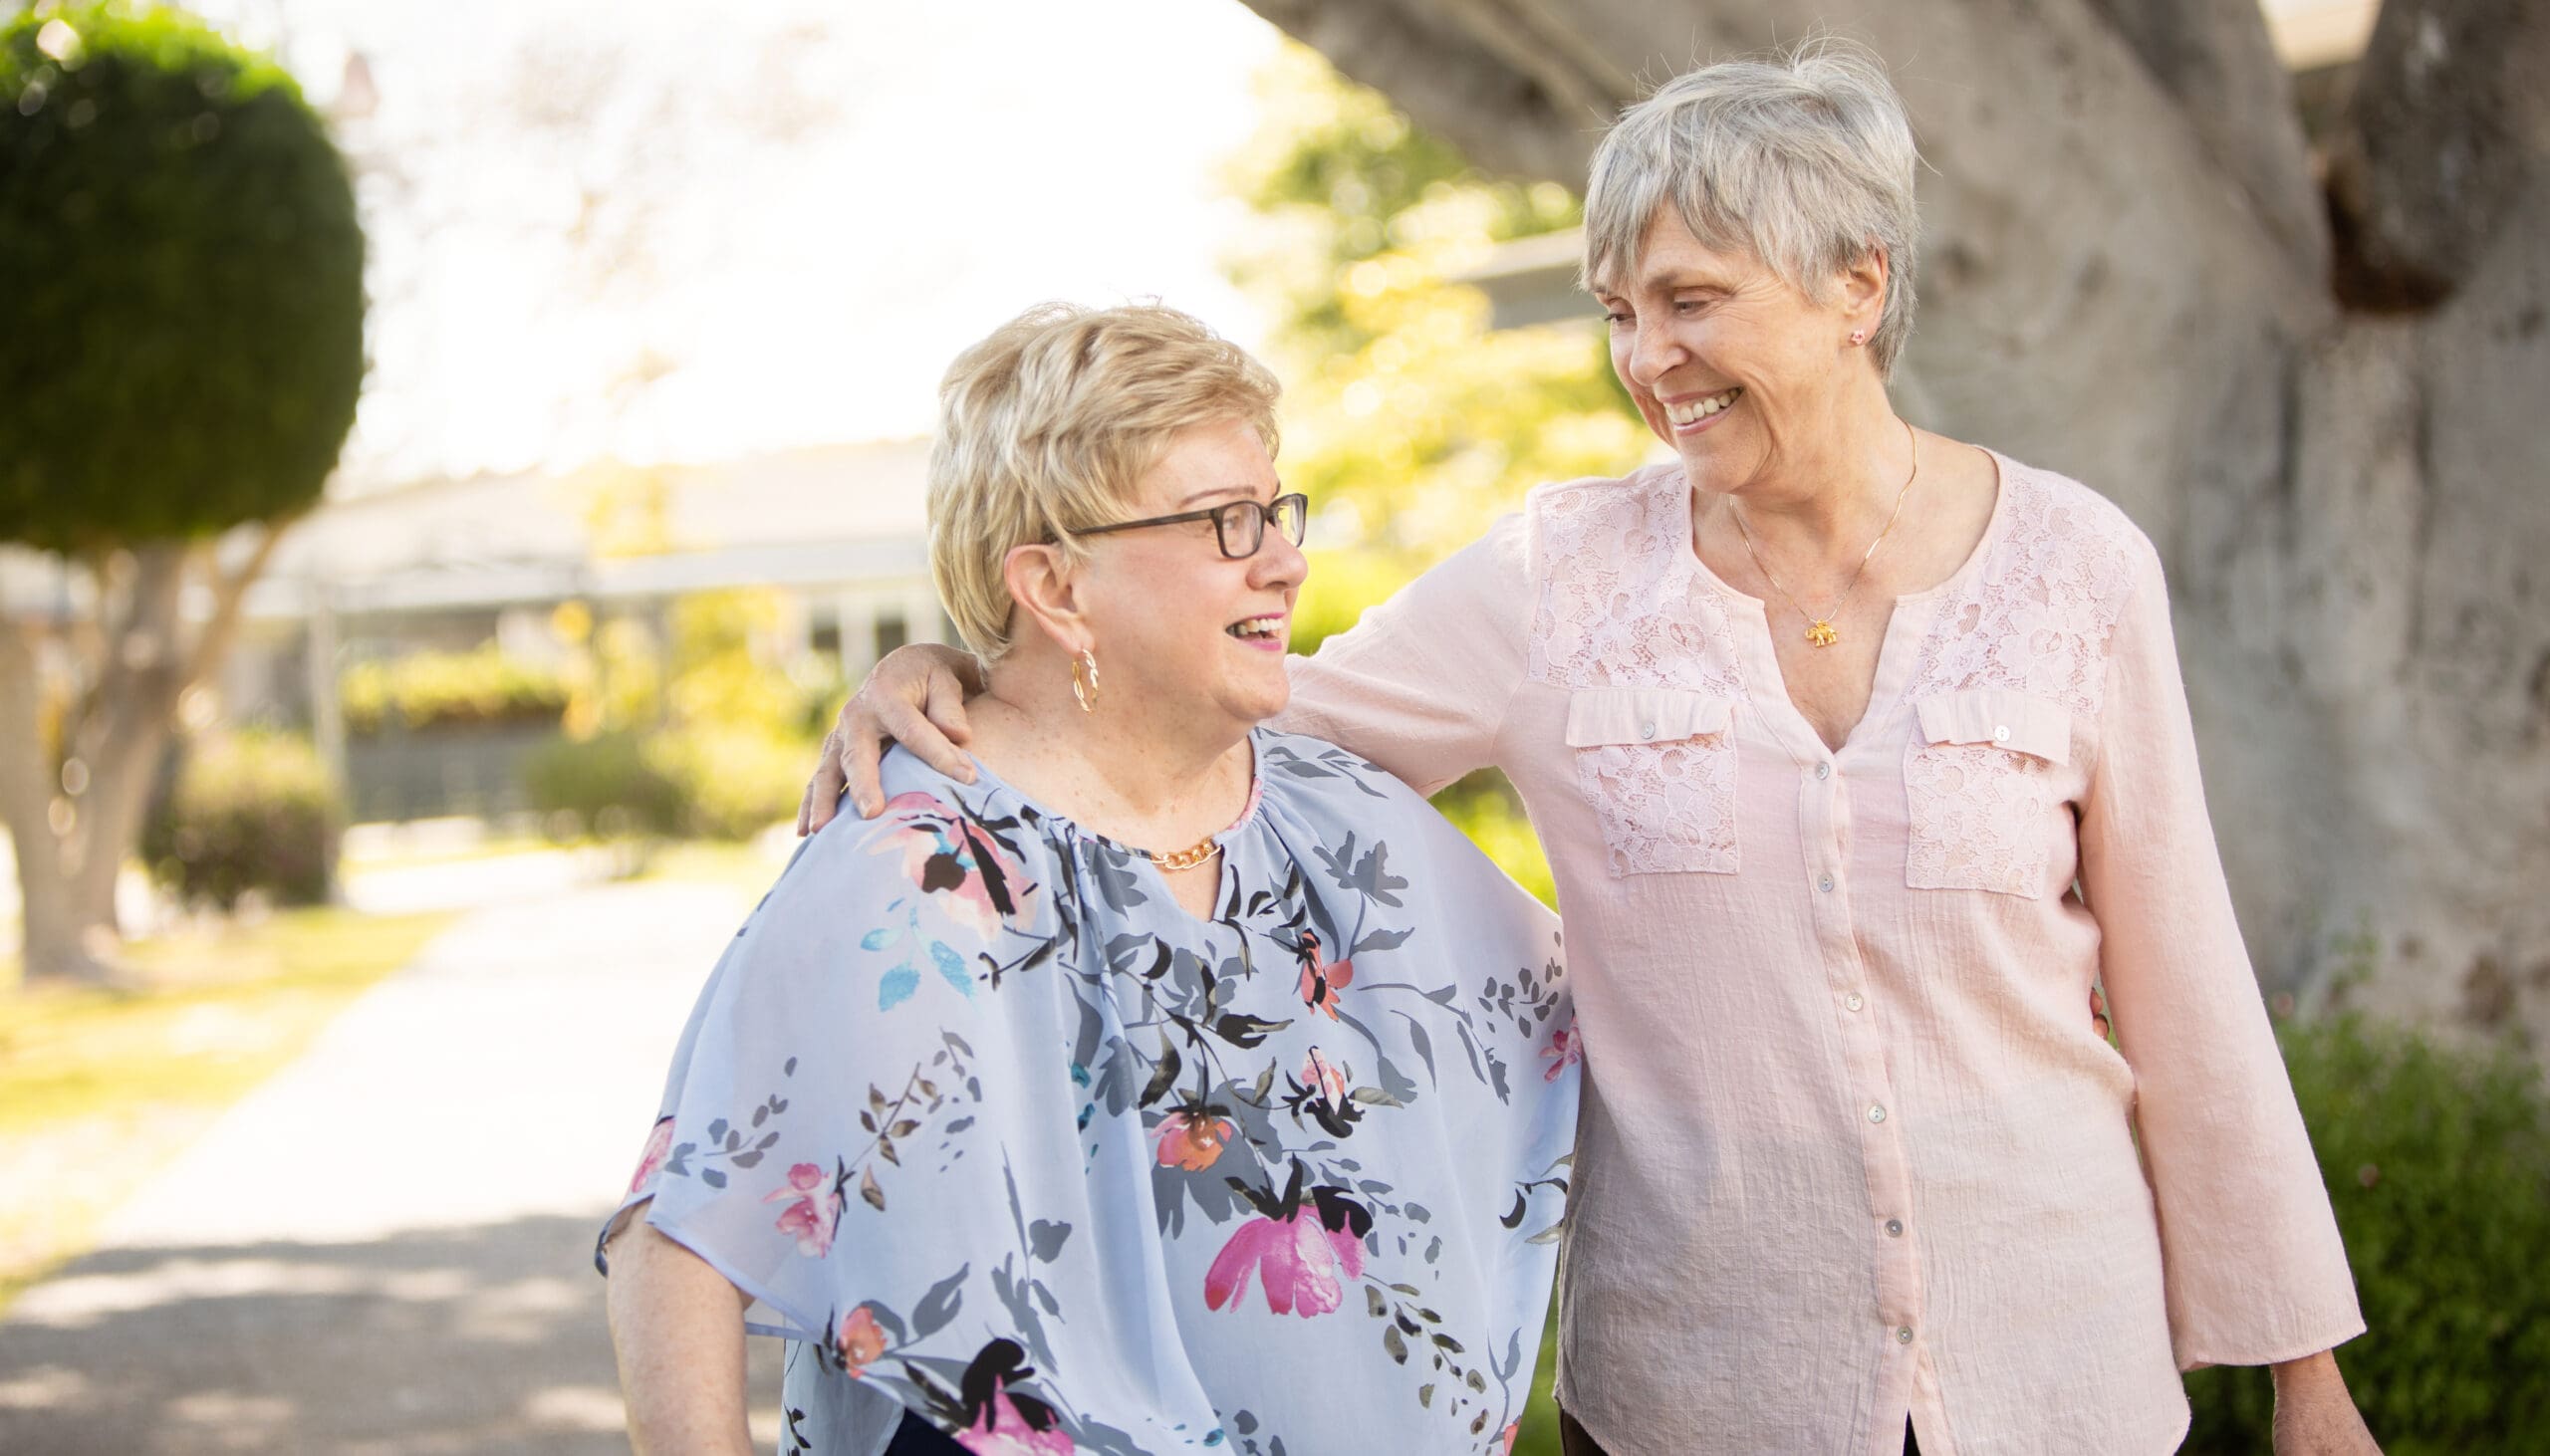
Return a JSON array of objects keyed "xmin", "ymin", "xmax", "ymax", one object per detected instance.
[{"xmin": 1275, "ymin": 452, "xmax": 2363, "ymax": 1456}]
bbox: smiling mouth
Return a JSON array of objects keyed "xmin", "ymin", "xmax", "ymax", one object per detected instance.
[
  {"xmin": 1663, "ymin": 386, "xmax": 1743, "ymax": 426},
  {"xmin": 1226, "ymin": 614, "xmax": 1286, "ymax": 641}
]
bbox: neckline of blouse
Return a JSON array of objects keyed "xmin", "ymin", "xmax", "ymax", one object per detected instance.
[
  {"xmin": 955, "ymin": 728, "xmax": 1268, "ymax": 863},
  {"xmin": 1669, "ymin": 444, "xmax": 2016, "ymax": 613}
]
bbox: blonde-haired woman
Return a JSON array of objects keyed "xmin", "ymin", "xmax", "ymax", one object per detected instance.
[
  {"xmin": 603, "ymin": 302, "xmax": 1577, "ymax": 1456},
  {"xmin": 812, "ymin": 45, "xmax": 2380, "ymax": 1456}
]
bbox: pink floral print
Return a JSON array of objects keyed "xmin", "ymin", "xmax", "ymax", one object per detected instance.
[
  {"xmin": 957, "ymin": 1379, "xmax": 1076, "ymax": 1456},
  {"xmin": 1204, "ymin": 1171, "xmax": 1376, "ymax": 1320},
  {"xmin": 836, "ymin": 1305, "xmax": 888, "ymax": 1375},
  {"xmin": 767, "ymin": 1161, "xmax": 843, "ymax": 1258},
  {"xmin": 870, "ymin": 790, "xmax": 1043, "ymax": 941},
  {"xmin": 1296, "ymin": 929, "xmax": 1355, "ymax": 1018},
  {"xmin": 628, "ymin": 1116, "xmax": 675, "ymax": 1195},
  {"xmin": 1153, "ymin": 1110, "xmax": 1235, "ymax": 1172},
  {"xmin": 1542, "ymin": 1024, "xmax": 1583, "ymax": 1083}
]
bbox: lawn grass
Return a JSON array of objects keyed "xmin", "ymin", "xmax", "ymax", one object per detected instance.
[{"xmin": 0, "ymin": 905, "xmax": 454, "ymax": 1312}]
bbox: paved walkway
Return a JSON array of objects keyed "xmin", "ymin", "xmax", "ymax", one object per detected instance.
[{"xmin": 0, "ymin": 876, "xmax": 788, "ymax": 1454}]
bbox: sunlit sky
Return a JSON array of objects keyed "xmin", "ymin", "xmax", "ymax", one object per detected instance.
[{"xmin": 184, "ymin": 0, "xmax": 1283, "ymax": 490}]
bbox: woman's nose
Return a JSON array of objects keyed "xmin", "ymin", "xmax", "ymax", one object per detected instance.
[
  {"xmin": 1630, "ymin": 316, "xmax": 1685, "ymax": 386},
  {"xmin": 1251, "ymin": 525, "xmax": 1309, "ymax": 590}
]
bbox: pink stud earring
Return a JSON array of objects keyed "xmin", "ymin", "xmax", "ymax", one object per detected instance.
[{"xmin": 1849, "ymin": 329, "xmax": 1868, "ymax": 347}]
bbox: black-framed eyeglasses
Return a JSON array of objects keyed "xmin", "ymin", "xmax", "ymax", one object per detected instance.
[{"xmin": 1072, "ymin": 492, "xmax": 1309, "ymax": 560}]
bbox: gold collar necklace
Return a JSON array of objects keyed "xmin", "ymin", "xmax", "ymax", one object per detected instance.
[
  {"xmin": 1727, "ymin": 419, "xmax": 1920, "ymax": 648},
  {"xmin": 1141, "ymin": 837, "xmax": 1223, "ymax": 874}
]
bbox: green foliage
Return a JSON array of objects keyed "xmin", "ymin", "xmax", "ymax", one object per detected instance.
[
  {"xmin": 520, "ymin": 729, "xmax": 683, "ymax": 840},
  {"xmin": 142, "ymin": 728, "xmax": 343, "ymax": 909},
  {"xmin": 340, "ymin": 644, "xmax": 570, "ymax": 736},
  {"xmin": 2183, "ymin": 1015, "xmax": 2550, "ymax": 1454},
  {"xmin": 523, "ymin": 724, "xmax": 807, "ymax": 844},
  {"xmin": 1430, "ymin": 770, "xmax": 1555, "ymax": 909},
  {"xmin": 1227, "ymin": 45, "xmax": 1644, "ymax": 565},
  {"xmin": 1230, "ymin": 47, "xmax": 1630, "ymax": 905},
  {"xmin": 0, "ymin": 2, "xmax": 365, "ymax": 552},
  {"xmin": 646, "ymin": 723, "xmax": 816, "ymax": 842}
]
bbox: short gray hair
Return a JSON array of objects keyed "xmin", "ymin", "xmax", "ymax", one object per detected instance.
[{"xmin": 1584, "ymin": 39, "xmax": 1921, "ymax": 376}]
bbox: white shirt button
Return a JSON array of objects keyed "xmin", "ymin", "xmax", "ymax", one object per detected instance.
[
  {"xmin": 1815, "ymin": 762, "xmax": 1832, "ymax": 781},
  {"xmin": 1817, "ymin": 873, "xmax": 1836, "ymax": 893},
  {"xmin": 1992, "ymin": 724, "xmax": 2011, "ymax": 743},
  {"xmin": 1897, "ymin": 1325, "xmax": 1914, "ymax": 1344},
  {"xmin": 1868, "ymin": 1103, "xmax": 1888, "ymax": 1124},
  {"xmin": 1641, "ymin": 722, "xmax": 1656, "ymax": 740},
  {"xmin": 1885, "ymin": 1218, "xmax": 1904, "ymax": 1237},
  {"xmin": 1845, "ymin": 992, "xmax": 1865, "ymax": 1013}
]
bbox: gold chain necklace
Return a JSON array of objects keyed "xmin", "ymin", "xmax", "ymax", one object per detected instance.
[
  {"xmin": 1728, "ymin": 420, "xmax": 1920, "ymax": 648},
  {"xmin": 1141, "ymin": 837, "xmax": 1222, "ymax": 873}
]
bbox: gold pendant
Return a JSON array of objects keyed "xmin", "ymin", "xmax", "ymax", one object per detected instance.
[{"xmin": 1805, "ymin": 619, "xmax": 1840, "ymax": 648}]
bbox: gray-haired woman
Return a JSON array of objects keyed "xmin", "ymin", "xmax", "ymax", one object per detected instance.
[{"xmin": 810, "ymin": 43, "xmax": 2379, "ymax": 1456}]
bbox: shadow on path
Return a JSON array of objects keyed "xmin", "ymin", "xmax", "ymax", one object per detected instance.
[{"xmin": 0, "ymin": 1213, "xmax": 781, "ymax": 1455}]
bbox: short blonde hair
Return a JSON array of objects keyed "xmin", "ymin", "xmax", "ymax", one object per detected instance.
[
  {"xmin": 1584, "ymin": 39, "xmax": 1921, "ymax": 376},
  {"xmin": 927, "ymin": 302, "xmax": 1281, "ymax": 661}
]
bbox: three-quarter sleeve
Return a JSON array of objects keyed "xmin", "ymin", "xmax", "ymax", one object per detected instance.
[
  {"xmin": 1276, "ymin": 514, "xmax": 1534, "ymax": 797},
  {"xmin": 2077, "ymin": 538, "xmax": 2365, "ymax": 1368}
]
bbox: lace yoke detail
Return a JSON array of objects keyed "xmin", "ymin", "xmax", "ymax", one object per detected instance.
[
  {"xmin": 1902, "ymin": 464, "xmax": 2146, "ymax": 897},
  {"xmin": 1905, "ymin": 467, "xmax": 2144, "ymax": 714},
  {"xmin": 1527, "ymin": 473, "xmax": 1746, "ymax": 695},
  {"xmin": 1527, "ymin": 473, "xmax": 1749, "ymax": 876}
]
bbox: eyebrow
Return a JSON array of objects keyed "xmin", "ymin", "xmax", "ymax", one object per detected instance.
[{"xmin": 1177, "ymin": 484, "xmax": 1265, "ymax": 508}]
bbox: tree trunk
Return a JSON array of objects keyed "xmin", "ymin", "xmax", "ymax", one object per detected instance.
[
  {"xmin": 1237, "ymin": 0, "xmax": 2550, "ymax": 1045},
  {"xmin": 1, "ymin": 530, "xmax": 286, "ymax": 986}
]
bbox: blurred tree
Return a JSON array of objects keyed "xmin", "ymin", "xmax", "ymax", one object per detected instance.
[
  {"xmin": 1227, "ymin": 45, "xmax": 1648, "ymax": 907},
  {"xmin": 0, "ymin": 2, "xmax": 364, "ymax": 984},
  {"xmin": 1235, "ymin": 0, "xmax": 2550, "ymax": 1041},
  {"xmin": 1226, "ymin": 43, "xmax": 1645, "ymax": 646}
]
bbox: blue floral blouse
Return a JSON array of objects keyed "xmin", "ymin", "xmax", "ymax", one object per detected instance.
[{"xmin": 601, "ymin": 730, "xmax": 1580, "ymax": 1456}]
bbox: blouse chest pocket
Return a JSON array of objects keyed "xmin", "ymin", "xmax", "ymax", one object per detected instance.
[
  {"xmin": 1903, "ymin": 687, "xmax": 2073, "ymax": 898},
  {"xmin": 1565, "ymin": 687, "xmax": 1739, "ymax": 877}
]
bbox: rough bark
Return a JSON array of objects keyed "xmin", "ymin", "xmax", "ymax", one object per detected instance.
[
  {"xmin": 1, "ymin": 528, "xmax": 284, "ymax": 984},
  {"xmin": 2325, "ymin": 0, "xmax": 2550, "ymax": 309},
  {"xmin": 1235, "ymin": 0, "xmax": 2550, "ymax": 1046}
]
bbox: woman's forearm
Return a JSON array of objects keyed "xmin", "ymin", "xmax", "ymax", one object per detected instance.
[{"xmin": 606, "ymin": 1215, "xmax": 757, "ymax": 1456}]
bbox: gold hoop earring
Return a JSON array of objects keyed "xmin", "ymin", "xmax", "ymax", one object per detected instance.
[{"xmin": 1071, "ymin": 649, "xmax": 1100, "ymax": 714}]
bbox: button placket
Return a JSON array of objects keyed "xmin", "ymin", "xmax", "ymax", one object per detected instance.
[{"xmin": 1787, "ymin": 719, "xmax": 1922, "ymax": 1357}]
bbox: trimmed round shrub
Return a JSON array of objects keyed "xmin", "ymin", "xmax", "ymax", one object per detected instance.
[
  {"xmin": 2183, "ymin": 1014, "xmax": 2550, "ymax": 1453},
  {"xmin": 143, "ymin": 729, "xmax": 343, "ymax": 909},
  {"xmin": 0, "ymin": 3, "xmax": 365, "ymax": 552}
]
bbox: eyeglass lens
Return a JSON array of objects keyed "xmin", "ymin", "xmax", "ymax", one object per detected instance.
[{"xmin": 1211, "ymin": 495, "xmax": 1307, "ymax": 558}]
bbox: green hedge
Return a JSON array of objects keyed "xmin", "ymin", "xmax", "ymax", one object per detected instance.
[
  {"xmin": 143, "ymin": 730, "xmax": 342, "ymax": 910},
  {"xmin": 2184, "ymin": 1014, "xmax": 2550, "ymax": 1453},
  {"xmin": 341, "ymin": 644, "xmax": 568, "ymax": 735},
  {"xmin": 520, "ymin": 726, "xmax": 810, "ymax": 843}
]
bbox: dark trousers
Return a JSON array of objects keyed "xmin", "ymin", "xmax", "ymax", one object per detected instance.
[
  {"xmin": 1558, "ymin": 1409, "xmax": 1920, "ymax": 1455},
  {"xmin": 887, "ymin": 1410, "xmax": 971, "ymax": 1455}
]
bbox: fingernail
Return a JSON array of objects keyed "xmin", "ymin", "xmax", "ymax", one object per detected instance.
[{"xmin": 856, "ymin": 798, "xmax": 876, "ymax": 817}]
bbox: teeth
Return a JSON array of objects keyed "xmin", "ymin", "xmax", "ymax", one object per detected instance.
[
  {"xmin": 1664, "ymin": 387, "xmax": 1742, "ymax": 426},
  {"xmin": 1226, "ymin": 615, "xmax": 1285, "ymax": 639}
]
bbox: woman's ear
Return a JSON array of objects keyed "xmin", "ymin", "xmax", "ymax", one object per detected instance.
[
  {"xmin": 1841, "ymin": 245, "xmax": 1890, "ymax": 334},
  {"xmin": 1001, "ymin": 543, "xmax": 1090, "ymax": 655}
]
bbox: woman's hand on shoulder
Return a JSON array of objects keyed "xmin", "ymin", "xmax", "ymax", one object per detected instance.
[
  {"xmin": 2270, "ymin": 1350, "xmax": 2382, "ymax": 1455},
  {"xmin": 798, "ymin": 643, "xmax": 983, "ymax": 834}
]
